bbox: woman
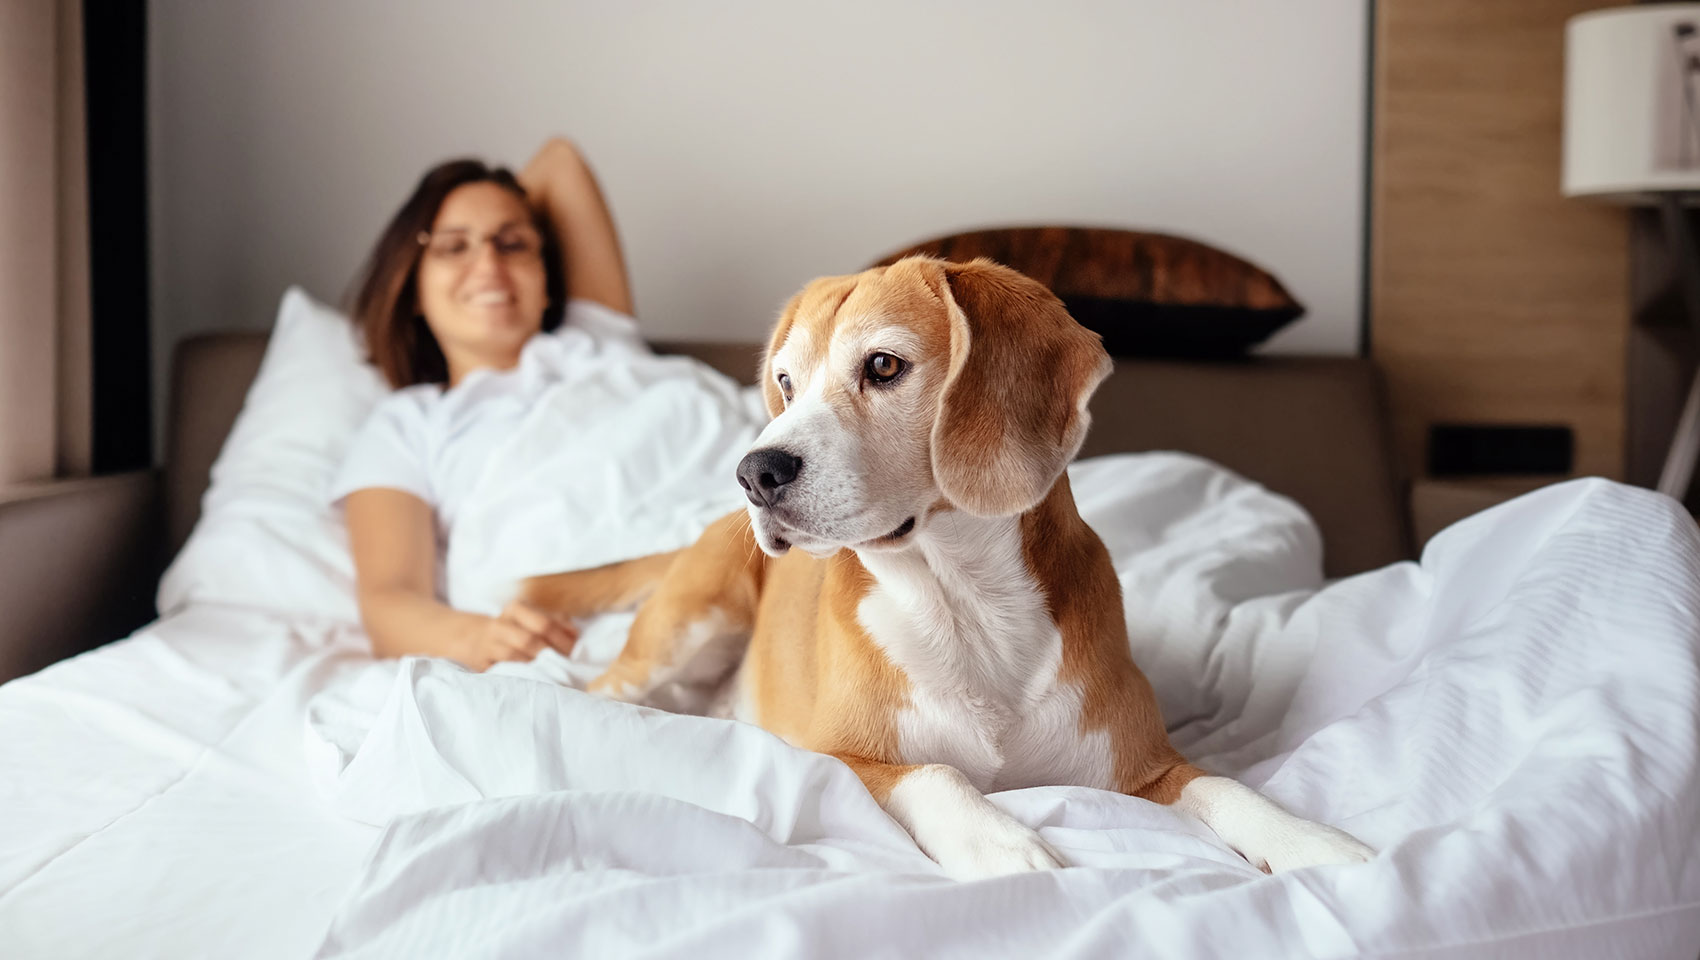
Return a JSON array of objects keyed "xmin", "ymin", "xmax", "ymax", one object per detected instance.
[{"xmin": 333, "ymin": 138, "xmax": 633, "ymax": 671}]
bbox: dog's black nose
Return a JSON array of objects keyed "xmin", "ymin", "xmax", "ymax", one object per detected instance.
[{"xmin": 737, "ymin": 448, "xmax": 802, "ymax": 507}]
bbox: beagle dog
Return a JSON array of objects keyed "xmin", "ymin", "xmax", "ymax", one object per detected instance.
[{"xmin": 523, "ymin": 256, "xmax": 1374, "ymax": 880}]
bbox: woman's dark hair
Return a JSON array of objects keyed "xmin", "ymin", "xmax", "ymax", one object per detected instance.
[{"xmin": 348, "ymin": 159, "xmax": 567, "ymax": 388}]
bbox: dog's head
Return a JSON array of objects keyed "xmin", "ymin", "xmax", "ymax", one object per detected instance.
[{"xmin": 737, "ymin": 256, "xmax": 1111, "ymax": 557}]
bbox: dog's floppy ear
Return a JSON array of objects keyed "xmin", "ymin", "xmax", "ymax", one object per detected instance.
[
  {"xmin": 929, "ymin": 257, "xmax": 1112, "ymax": 517},
  {"xmin": 758, "ymin": 293, "xmax": 802, "ymax": 419}
]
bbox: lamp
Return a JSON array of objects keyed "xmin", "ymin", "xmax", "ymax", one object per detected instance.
[{"xmin": 1564, "ymin": 3, "xmax": 1700, "ymax": 499}]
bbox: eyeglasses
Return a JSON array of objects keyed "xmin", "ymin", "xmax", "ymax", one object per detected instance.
[{"xmin": 416, "ymin": 226, "xmax": 543, "ymax": 266}]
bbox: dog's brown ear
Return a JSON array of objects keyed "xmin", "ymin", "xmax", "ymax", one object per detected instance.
[
  {"xmin": 758, "ymin": 293, "xmax": 803, "ymax": 419},
  {"xmin": 930, "ymin": 257, "xmax": 1112, "ymax": 517}
]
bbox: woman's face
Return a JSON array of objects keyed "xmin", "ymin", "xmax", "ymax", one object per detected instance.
[{"xmin": 415, "ymin": 182, "xmax": 549, "ymax": 381}]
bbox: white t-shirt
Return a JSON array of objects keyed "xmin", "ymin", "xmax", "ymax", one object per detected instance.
[{"xmin": 329, "ymin": 299, "xmax": 648, "ymax": 572}]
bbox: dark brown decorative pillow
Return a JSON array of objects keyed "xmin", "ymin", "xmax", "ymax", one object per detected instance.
[{"xmin": 869, "ymin": 226, "xmax": 1304, "ymax": 358}]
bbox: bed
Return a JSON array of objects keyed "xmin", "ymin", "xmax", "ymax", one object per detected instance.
[{"xmin": 2, "ymin": 276, "xmax": 1698, "ymax": 958}]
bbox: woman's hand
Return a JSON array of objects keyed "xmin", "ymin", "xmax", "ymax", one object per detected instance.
[
  {"xmin": 458, "ymin": 599, "xmax": 580, "ymax": 671},
  {"xmin": 517, "ymin": 137, "xmax": 586, "ymax": 195}
]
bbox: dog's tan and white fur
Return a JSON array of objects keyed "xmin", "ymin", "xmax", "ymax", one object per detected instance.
[{"xmin": 523, "ymin": 256, "xmax": 1373, "ymax": 880}]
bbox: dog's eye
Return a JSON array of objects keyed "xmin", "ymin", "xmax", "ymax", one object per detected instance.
[
  {"xmin": 776, "ymin": 372, "xmax": 793, "ymax": 404},
  {"xmin": 865, "ymin": 353, "xmax": 905, "ymax": 384}
]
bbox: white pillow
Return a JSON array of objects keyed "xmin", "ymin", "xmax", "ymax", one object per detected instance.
[{"xmin": 157, "ymin": 287, "xmax": 387, "ymax": 622}]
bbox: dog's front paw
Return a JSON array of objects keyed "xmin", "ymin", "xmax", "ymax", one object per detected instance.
[
  {"xmin": 885, "ymin": 764, "xmax": 1067, "ymax": 881},
  {"xmin": 924, "ymin": 813, "xmax": 1065, "ymax": 881},
  {"xmin": 1177, "ymin": 776, "xmax": 1374, "ymax": 875},
  {"xmin": 1254, "ymin": 819, "xmax": 1374, "ymax": 873}
]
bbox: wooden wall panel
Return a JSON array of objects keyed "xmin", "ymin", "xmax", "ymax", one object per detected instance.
[
  {"xmin": 0, "ymin": 0, "xmax": 59, "ymax": 485},
  {"xmin": 1371, "ymin": 0, "xmax": 1632, "ymax": 482}
]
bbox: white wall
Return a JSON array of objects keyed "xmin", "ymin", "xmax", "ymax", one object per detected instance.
[{"xmin": 150, "ymin": 1, "xmax": 1367, "ymax": 431}]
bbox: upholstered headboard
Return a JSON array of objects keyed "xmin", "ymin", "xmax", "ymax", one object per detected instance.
[{"xmin": 165, "ymin": 334, "xmax": 1408, "ymax": 579}]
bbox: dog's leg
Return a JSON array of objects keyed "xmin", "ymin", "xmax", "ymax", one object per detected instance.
[
  {"xmin": 1135, "ymin": 762, "xmax": 1374, "ymax": 873},
  {"xmin": 586, "ymin": 511, "xmax": 765, "ymax": 704},
  {"xmin": 840, "ymin": 757, "xmax": 1063, "ymax": 881},
  {"xmin": 1097, "ymin": 658, "xmax": 1374, "ymax": 873},
  {"xmin": 518, "ymin": 548, "xmax": 687, "ymax": 621},
  {"xmin": 591, "ymin": 596, "xmax": 751, "ymax": 705}
]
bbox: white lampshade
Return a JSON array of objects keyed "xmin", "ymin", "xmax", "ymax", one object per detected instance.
[{"xmin": 1565, "ymin": 3, "xmax": 1700, "ymax": 203}]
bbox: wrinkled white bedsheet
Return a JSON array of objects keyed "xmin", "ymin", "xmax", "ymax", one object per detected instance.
[
  {"xmin": 3, "ymin": 457, "xmax": 1698, "ymax": 959},
  {"xmin": 0, "ymin": 606, "xmax": 381, "ymax": 958},
  {"xmin": 307, "ymin": 459, "xmax": 1700, "ymax": 959}
]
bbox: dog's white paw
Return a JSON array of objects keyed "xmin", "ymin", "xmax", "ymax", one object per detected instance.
[
  {"xmin": 1252, "ymin": 819, "xmax": 1375, "ymax": 874},
  {"xmin": 1176, "ymin": 776, "xmax": 1375, "ymax": 875},
  {"xmin": 928, "ymin": 816, "xmax": 1066, "ymax": 882},
  {"xmin": 883, "ymin": 764, "xmax": 1066, "ymax": 881}
]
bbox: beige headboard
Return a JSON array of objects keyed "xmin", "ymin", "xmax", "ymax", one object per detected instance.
[{"xmin": 166, "ymin": 335, "xmax": 1408, "ymax": 579}]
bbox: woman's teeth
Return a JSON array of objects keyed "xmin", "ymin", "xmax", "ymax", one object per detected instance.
[{"xmin": 469, "ymin": 291, "xmax": 513, "ymax": 306}]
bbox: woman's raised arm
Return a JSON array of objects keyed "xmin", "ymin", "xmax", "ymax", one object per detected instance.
[{"xmin": 519, "ymin": 137, "xmax": 634, "ymax": 317}]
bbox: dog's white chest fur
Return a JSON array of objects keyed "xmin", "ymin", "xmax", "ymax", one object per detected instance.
[{"xmin": 856, "ymin": 514, "xmax": 1113, "ymax": 794}]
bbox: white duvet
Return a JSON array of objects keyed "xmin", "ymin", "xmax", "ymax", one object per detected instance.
[
  {"xmin": 295, "ymin": 462, "xmax": 1700, "ymax": 959},
  {"xmin": 3, "ymin": 408, "xmax": 1699, "ymax": 956}
]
